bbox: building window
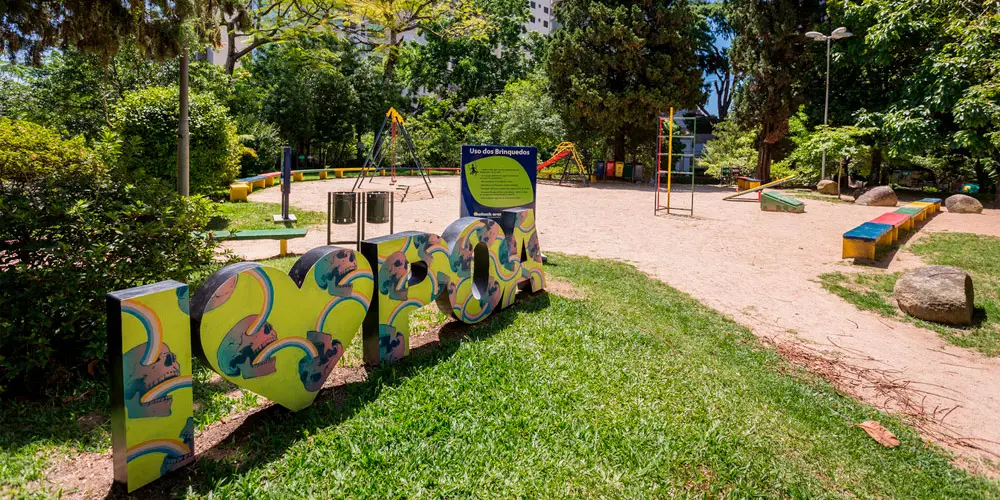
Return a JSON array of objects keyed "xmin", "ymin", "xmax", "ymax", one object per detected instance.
[
  {"xmin": 530, "ymin": 1, "xmax": 535, "ymax": 7},
  {"xmin": 544, "ymin": 6, "xmax": 548, "ymax": 13},
  {"xmin": 543, "ymin": 20, "xmax": 549, "ymax": 27},
  {"xmin": 531, "ymin": 16, "xmax": 536, "ymax": 23}
]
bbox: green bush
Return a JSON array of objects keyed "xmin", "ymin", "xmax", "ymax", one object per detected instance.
[
  {"xmin": 0, "ymin": 118, "xmax": 218, "ymax": 396},
  {"xmin": 114, "ymin": 86, "xmax": 241, "ymax": 194},
  {"xmin": 237, "ymin": 117, "xmax": 283, "ymax": 176},
  {"xmin": 698, "ymin": 119, "xmax": 758, "ymax": 179}
]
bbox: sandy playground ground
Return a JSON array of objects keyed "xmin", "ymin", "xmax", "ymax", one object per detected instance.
[{"xmin": 230, "ymin": 176, "xmax": 1000, "ymax": 467}]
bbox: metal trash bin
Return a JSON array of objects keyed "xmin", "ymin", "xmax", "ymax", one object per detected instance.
[
  {"xmin": 331, "ymin": 192, "xmax": 356, "ymax": 225},
  {"xmin": 366, "ymin": 191, "xmax": 391, "ymax": 224},
  {"xmin": 632, "ymin": 164, "xmax": 643, "ymax": 182}
]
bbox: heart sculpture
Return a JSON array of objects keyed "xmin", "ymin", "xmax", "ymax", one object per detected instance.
[{"xmin": 191, "ymin": 246, "xmax": 373, "ymax": 411}]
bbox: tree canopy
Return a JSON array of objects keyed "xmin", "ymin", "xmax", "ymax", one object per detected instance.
[{"xmin": 547, "ymin": 0, "xmax": 705, "ymax": 161}]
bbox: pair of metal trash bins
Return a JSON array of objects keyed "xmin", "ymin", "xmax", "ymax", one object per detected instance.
[{"xmin": 327, "ymin": 191, "xmax": 393, "ymax": 247}]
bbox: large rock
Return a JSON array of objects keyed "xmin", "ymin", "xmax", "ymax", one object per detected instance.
[
  {"xmin": 945, "ymin": 194, "xmax": 983, "ymax": 214},
  {"xmin": 817, "ymin": 179, "xmax": 839, "ymax": 195},
  {"xmin": 854, "ymin": 186, "xmax": 898, "ymax": 207},
  {"xmin": 894, "ymin": 266, "xmax": 974, "ymax": 326}
]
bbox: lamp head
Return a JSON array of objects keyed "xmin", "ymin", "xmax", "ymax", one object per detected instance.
[
  {"xmin": 831, "ymin": 27, "xmax": 853, "ymax": 39},
  {"xmin": 805, "ymin": 31, "xmax": 826, "ymax": 41}
]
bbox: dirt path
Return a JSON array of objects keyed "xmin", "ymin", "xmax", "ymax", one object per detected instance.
[{"xmin": 232, "ymin": 177, "xmax": 1000, "ymax": 465}]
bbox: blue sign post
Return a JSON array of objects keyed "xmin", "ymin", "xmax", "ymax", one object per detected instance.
[
  {"xmin": 273, "ymin": 146, "xmax": 297, "ymax": 223},
  {"xmin": 460, "ymin": 145, "xmax": 537, "ymax": 221}
]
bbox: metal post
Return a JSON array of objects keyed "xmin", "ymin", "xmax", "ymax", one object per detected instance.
[
  {"xmin": 273, "ymin": 147, "xmax": 296, "ymax": 223},
  {"xmin": 822, "ymin": 36, "xmax": 831, "ymax": 180},
  {"xmin": 655, "ymin": 118, "xmax": 662, "ymax": 215},
  {"xmin": 667, "ymin": 107, "xmax": 674, "ymax": 213},
  {"xmin": 326, "ymin": 192, "xmax": 332, "ymax": 245}
]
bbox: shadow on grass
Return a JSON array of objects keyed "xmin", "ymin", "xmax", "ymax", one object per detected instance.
[
  {"xmin": 850, "ymin": 222, "xmax": 925, "ymax": 270},
  {"xmin": 103, "ymin": 291, "xmax": 552, "ymax": 499}
]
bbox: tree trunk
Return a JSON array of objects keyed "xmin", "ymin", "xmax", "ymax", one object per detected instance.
[
  {"xmin": 613, "ymin": 131, "xmax": 625, "ymax": 162},
  {"xmin": 383, "ymin": 32, "xmax": 400, "ymax": 85},
  {"xmin": 177, "ymin": 43, "xmax": 190, "ymax": 197},
  {"xmin": 871, "ymin": 148, "xmax": 883, "ymax": 185},
  {"xmin": 995, "ymin": 168, "xmax": 999, "ymax": 208},
  {"xmin": 756, "ymin": 142, "xmax": 771, "ymax": 183},
  {"xmin": 225, "ymin": 25, "xmax": 239, "ymax": 75}
]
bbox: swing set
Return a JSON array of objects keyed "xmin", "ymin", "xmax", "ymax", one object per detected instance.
[
  {"xmin": 536, "ymin": 142, "xmax": 590, "ymax": 185},
  {"xmin": 352, "ymin": 108, "xmax": 434, "ymax": 200}
]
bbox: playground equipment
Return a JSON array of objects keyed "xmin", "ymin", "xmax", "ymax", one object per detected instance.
[
  {"xmin": 352, "ymin": 108, "xmax": 433, "ymax": 200},
  {"xmin": 723, "ymin": 175, "xmax": 797, "ymax": 201},
  {"xmin": 760, "ymin": 191, "xmax": 805, "ymax": 213},
  {"xmin": 841, "ymin": 198, "xmax": 941, "ymax": 260},
  {"xmin": 655, "ymin": 108, "xmax": 697, "ymax": 216},
  {"xmin": 536, "ymin": 142, "xmax": 589, "ymax": 185}
]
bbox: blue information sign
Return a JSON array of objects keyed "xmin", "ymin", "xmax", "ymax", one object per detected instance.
[{"xmin": 460, "ymin": 145, "xmax": 537, "ymax": 221}]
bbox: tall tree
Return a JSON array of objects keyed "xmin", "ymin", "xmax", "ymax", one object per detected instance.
[
  {"xmin": 694, "ymin": 1, "xmax": 739, "ymax": 120},
  {"xmin": 249, "ymin": 40, "xmax": 361, "ymax": 160},
  {"xmin": 399, "ymin": 0, "xmax": 536, "ymax": 102},
  {"xmin": 820, "ymin": 0, "xmax": 1000, "ymax": 199},
  {"xmin": 1, "ymin": 0, "xmax": 238, "ymax": 195},
  {"xmin": 728, "ymin": 0, "xmax": 824, "ymax": 181},
  {"xmin": 337, "ymin": 0, "xmax": 489, "ymax": 84},
  {"xmin": 547, "ymin": 0, "xmax": 705, "ymax": 162},
  {"xmin": 216, "ymin": 0, "xmax": 339, "ymax": 75},
  {"xmin": 2, "ymin": 0, "xmax": 188, "ymax": 63}
]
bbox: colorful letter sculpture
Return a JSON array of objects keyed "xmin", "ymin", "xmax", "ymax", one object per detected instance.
[
  {"xmin": 360, "ymin": 231, "xmax": 452, "ymax": 365},
  {"xmin": 500, "ymin": 208, "xmax": 545, "ymax": 300},
  {"xmin": 191, "ymin": 247, "xmax": 373, "ymax": 411},
  {"xmin": 108, "ymin": 210, "xmax": 545, "ymax": 491},
  {"xmin": 108, "ymin": 281, "xmax": 194, "ymax": 493}
]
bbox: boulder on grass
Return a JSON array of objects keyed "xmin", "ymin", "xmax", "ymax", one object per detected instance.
[
  {"xmin": 945, "ymin": 194, "xmax": 983, "ymax": 214},
  {"xmin": 817, "ymin": 179, "xmax": 839, "ymax": 195},
  {"xmin": 894, "ymin": 266, "xmax": 974, "ymax": 326},
  {"xmin": 854, "ymin": 186, "xmax": 898, "ymax": 207}
]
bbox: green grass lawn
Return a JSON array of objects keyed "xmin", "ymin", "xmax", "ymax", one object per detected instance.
[
  {"xmin": 214, "ymin": 201, "xmax": 326, "ymax": 231},
  {"xmin": 821, "ymin": 232, "xmax": 1000, "ymax": 356},
  {"xmin": 4, "ymin": 255, "xmax": 998, "ymax": 497}
]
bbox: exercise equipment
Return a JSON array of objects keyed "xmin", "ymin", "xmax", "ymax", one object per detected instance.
[
  {"xmin": 760, "ymin": 191, "xmax": 805, "ymax": 213},
  {"xmin": 655, "ymin": 107, "xmax": 697, "ymax": 216},
  {"xmin": 722, "ymin": 175, "xmax": 797, "ymax": 201},
  {"xmin": 536, "ymin": 142, "xmax": 589, "ymax": 185},
  {"xmin": 352, "ymin": 108, "xmax": 433, "ymax": 200}
]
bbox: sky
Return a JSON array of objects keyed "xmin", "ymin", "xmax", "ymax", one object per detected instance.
[{"xmin": 702, "ymin": 28, "xmax": 733, "ymax": 118}]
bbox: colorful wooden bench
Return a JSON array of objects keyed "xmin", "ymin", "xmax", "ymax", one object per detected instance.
[
  {"xmin": 293, "ymin": 169, "xmax": 337, "ymax": 180},
  {"xmin": 737, "ymin": 176, "xmax": 761, "ymax": 192},
  {"xmin": 197, "ymin": 228, "xmax": 308, "ymax": 257},
  {"xmin": 870, "ymin": 212, "xmax": 913, "ymax": 238},
  {"xmin": 842, "ymin": 222, "xmax": 895, "ymax": 260},
  {"xmin": 894, "ymin": 206, "xmax": 927, "ymax": 223},
  {"xmin": 333, "ymin": 168, "xmax": 366, "ymax": 178},
  {"xmin": 229, "ymin": 182, "xmax": 250, "ymax": 202},
  {"xmin": 916, "ymin": 197, "xmax": 943, "ymax": 214}
]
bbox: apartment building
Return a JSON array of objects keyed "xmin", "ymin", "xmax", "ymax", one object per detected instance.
[{"xmin": 526, "ymin": 0, "xmax": 557, "ymax": 35}]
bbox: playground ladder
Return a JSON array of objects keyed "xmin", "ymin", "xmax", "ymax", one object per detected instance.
[{"xmin": 655, "ymin": 107, "xmax": 697, "ymax": 216}]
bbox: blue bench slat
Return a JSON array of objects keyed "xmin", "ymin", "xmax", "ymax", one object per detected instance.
[
  {"xmin": 843, "ymin": 222, "xmax": 894, "ymax": 242},
  {"xmin": 917, "ymin": 197, "xmax": 942, "ymax": 204}
]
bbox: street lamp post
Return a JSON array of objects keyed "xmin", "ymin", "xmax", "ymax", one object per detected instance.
[{"xmin": 806, "ymin": 27, "xmax": 853, "ymax": 180}]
